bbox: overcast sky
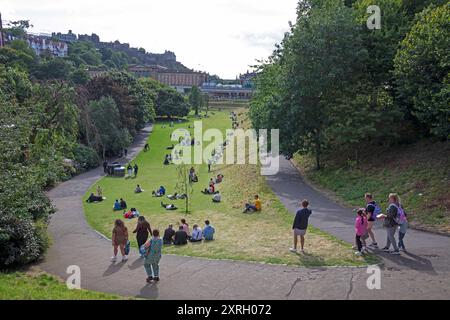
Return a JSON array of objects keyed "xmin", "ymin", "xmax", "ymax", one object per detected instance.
[{"xmin": 2, "ymin": 0, "xmax": 298, "ymax": 78}]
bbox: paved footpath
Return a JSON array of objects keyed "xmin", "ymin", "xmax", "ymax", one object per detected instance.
[{"xmin": 39, "ymin": 128, "xmax": 450, "ymax": 299}]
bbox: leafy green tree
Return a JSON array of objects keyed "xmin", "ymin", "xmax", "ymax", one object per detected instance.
[
  {"xmin": 88, "ymin": 96, "xmax": 132, "ymax": 158},
  {"xmin": 188, "ymin": 85, "xmax": 202, "ymax": 116},
  {"xmin": 69, "ymin": 66, "xmax": 89, "ymax": 85},
  {"xmin": 394, "ymin": 4, "xmax": 450, "ymax": 139},
  {"xmin": 32, "ymin": 57, "xmax": 75, "ymax": 80}
]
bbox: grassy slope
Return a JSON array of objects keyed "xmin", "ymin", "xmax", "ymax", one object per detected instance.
[
  {"xmin": 84, "ymin": 110, "xmax": 377, "ymax": 267},
  {"xmin": 293, "ymin": 140, "xmax": 450, "ymax": 234},
  {"xmin": 0, "ymin": 271, "xmax": 123, "ymax": 300}
]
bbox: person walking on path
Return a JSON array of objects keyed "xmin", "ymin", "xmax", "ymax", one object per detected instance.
[
  {"xmin": 290, "ymin": 199, "xmax": 312, "ymax": 254},
  {"xmin": 144, "ymin": 229, "xmax": 163, "ymax": 282},
  {"xmin": 364, "ymin": 193, "xmax": 379, "ymax": 248},
  {"xmin": 354, "ymin": 209, "xmax": 368, "ymax": 256},
  {"xmin": 380, "ymin": 193, "xmax": 401, "ymax": 255},
  {"xmin": 124, "ymin": 148, "xmax": 128, "ymax": 157},
  {"xmin": 398, "ymin": 213, "xmax": 408, "ymax": 252},
  {"xmin": 133, "ymin": 216, "xmax": 152, "ymax": 258},
  {"xmin": 127, "ymin": 164, "xmax": 133, "ymax": 178},
  {"xmin": 134, "ymin": 163, "xmax": 139, "ymax": 177},
  {"xmin": 111, "ymin": 219, "xmax": 129, "ymax": 262},
  {"xmin": 103, "ymin": 160, "xmax": 108, "ymax": 174}
]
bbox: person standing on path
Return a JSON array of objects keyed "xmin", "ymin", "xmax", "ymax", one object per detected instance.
[
  {"xmin": 134, "ymin": 163, "xmax": 139, "ymax": 177},
  {"xmin": 127, "ymin": 164, "xmax": 133, "ymax": 178},
  {"xmin": 354, "ymin": 209, "xmax": 368, "ymax": 256},
  {"xmin": 144, "ymin": 229, "xmax": 163, "ymax": 282},
  {"xmin": 103, "ymin": 160, "xmax": 108, "ymax": 174},
  {"xmin": 111, "ymin": 219, "xmax": 129, "ymax": 262},
  {"xmin": 133, "ymin": 216, "xmax": 152, "ymax": 258},
  {"xmin": 380, "ymin": 193, "xmax": 401, "ymax": 255},
  {"xmin": 290, "ymin": 199, "xmax": 312, "ymax": 254},
  {"xmin": 398, "ymin": 212, "xmax": 408, "ymax": 252},
  {"xmin": 364, "ymin": 193, "xmax": 379, "ymax": 248},
  {"xmin": 124, "ymin": 148, "xmax": 128, "ymax": 157}
]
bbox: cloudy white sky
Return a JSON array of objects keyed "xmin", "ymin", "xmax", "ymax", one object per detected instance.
[{"xmin": 2, "ymin": 0, "xmax": 298, "ymax": 78}]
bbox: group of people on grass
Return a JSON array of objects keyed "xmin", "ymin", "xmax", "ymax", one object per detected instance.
[
  {"xmin": 110, "ymin": 216, "xmax": 215, "ymax": 283},
  {"xmin": 289, "ymin": 193, "xmax": 408, "ymax": 256}
]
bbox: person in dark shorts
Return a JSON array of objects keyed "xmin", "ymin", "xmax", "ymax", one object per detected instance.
[
  {"xmin": 290, "ymin": 199, "xmax": 312, "ymax": 254},
  {"xmin": 364, "ymin": 193, "xmax": 379, "ymax": 248},
  {"xmin": 133, "ymin": 216, "xmax": 152, "ymax": 258}
]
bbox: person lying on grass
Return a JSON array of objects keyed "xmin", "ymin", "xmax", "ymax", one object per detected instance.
[
  {"xmin": 86, "ymin": 193, "xmax": 103, "ymax": 203},
  {"xmin": 167, "ymin": 193, "xmax": 187, "ymax": 200},
  {"xmin": 243, "ymin": 195, "xmax": 261, "ymax": 213},
  {"xmin": 160, "ymin": 201, "xmax": 177, "ymax": 210}
]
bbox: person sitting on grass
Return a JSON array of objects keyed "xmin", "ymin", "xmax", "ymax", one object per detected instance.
[
  {"xmin": 120, "ymin": 198, "xmax": 127, "ymax": 210},
  {"xmin": 203, "ymin": 220, "xmax": 215, "ymax": 241},
  {"xmin": 290, "ymin": 199, "xmax": 312, "ymax": 254},
  {"xmin": 201, "ymin": 184, "xmax": 215, "ymax": 195},
  {"xmin": 166, "ymin": 144, "xmax": 174, "ymax": 150},
  {"xmin": 190, "ymin": 224, "xmax": 203, "ymax": 243},
  {"xmin": 163, "ymin": 224, "xmax": 176, "ymax": 245},
  {"xmin": 243, "ymin": 195, "xmax": 261, "ymax": 213},
  {"xmin": 152, "ymin": 186, "xmax": 166, "ymax": 197},
  {"xmin": 164, "ymin": 155, "xmax": 170, "ymax": 165},
  {"xmin": 160, "ymin": 201, "xmax": 177, "ymax": 210},
  {"xmin": 86, "ymin": 193, "xmax": 103, "ymax": 203},
  {"xmin": 212, "ymin": 191, "xmax": 221, "ymax": 203},
  {"xmin": 180, "ymin": 218, "xmax": 190, "ymax": 237},
  {"xmin": 215, "ymin": 174, "xmax": 224, "ymax": 184},
  {"xmin": 189, "ymin": 167, "xmax": 198, "ymax": 183},
  {"xmin": 113, "ymin": 199, "xmax": 121, "ymax": 211},
  {"xmin": 173, "ymin": 226, "xmax": 188, "ymax": 246},
  {"xmin": 144, "ymin": 143, "xmax": 149, "ymax": 151},
  {"xmin": 135, "ymin": 184, "xmax": 143, "ymax": 193}
]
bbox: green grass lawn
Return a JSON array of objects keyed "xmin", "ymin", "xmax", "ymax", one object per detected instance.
[
  {"xmin": 292, "ymin": 140, "xmax": 450, "ymax": 234},
  {"xmin": 0, "ymin": 271, "xmax": 123, "ymax": 300},
  {"xmin": 84, "ymin": 110, "xmax": 378, "ymax": 267}
]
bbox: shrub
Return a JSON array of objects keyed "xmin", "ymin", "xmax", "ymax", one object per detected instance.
[
  {"xmin": 0, "ymin": 213, "xmax": 41, "ymax": 267},
  {"xmin": 72, "ymin": 144, "xmax": 100, "ymax": 173}
]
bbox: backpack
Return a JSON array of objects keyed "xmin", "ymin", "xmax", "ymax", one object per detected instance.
[
  {"xmin": 368, "ymin": 202, "xmax": 382, "ymax": 220},
  {"xmin": 393, "ymin": 204, "xmax": 406, "ymax": 225}
]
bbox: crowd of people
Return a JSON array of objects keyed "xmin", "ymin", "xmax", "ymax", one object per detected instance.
[
  {"xmin": 109, "ymin": 216, "xmax": 215, "ymax": 283},
  {"xmin": 289, "ymin": 193, "xmax": 409, "ymax": 256}
]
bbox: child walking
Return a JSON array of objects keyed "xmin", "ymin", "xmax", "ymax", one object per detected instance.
[
  {"xmin": 398, "ymin": 211, "xmax": 408, "ymax": 251},
  {"xmin": 354, "ymin": 209, "xmax": 368, "ymax": 256},
  {"xmin": 144, "ymin": 229, "xmax": 163, "ymax": 282}
]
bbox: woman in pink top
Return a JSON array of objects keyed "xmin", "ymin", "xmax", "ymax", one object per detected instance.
[
  {"xmin": 354, "ymin": 208, "xmax": 368, "ymax": 256},
  {"xmin": 180, "ymin": 218, "xmax": 190, "ymax": 237}
]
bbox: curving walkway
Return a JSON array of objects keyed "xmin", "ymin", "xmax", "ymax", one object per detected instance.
[{"xmin": 39, "ymin": 128, "xmax": 450, "ymax": 299}]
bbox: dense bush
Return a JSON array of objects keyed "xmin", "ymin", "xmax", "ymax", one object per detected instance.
[
  {"xmin": 0, "ymin": 213, "xmax": 42, "ymax": 267},
  {"xmin": 72, "ymin": 144, "xmax": 100, "ymax": 172}
]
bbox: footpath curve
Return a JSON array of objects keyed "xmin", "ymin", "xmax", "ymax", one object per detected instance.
[{"xmin": 39, "ymin": 128, "xmax": 450, "ymax": 299}]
